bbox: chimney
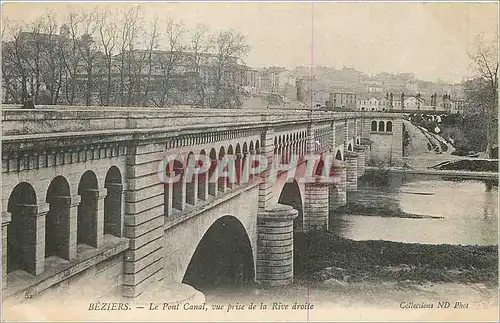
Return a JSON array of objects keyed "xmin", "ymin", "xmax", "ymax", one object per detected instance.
[{"xmin": 296, "ymin": 79, "xmax": 304, "ymax": 103}]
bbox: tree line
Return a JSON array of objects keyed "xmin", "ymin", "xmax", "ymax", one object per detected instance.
[{"xmin": 2, "ymin": 7, "xmax": 251, "ymax": 108}]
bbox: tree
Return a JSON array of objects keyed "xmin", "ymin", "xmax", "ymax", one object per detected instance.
[
  {"xmin": 188, "ymin": 25, "xmax": 213, "ymax": 107},
  {"xmin": 153, "ymin": 19, "xmax": 185, "ymax": 107},
  {"xmin": 96, "ymin": 9, "xmax": 118, "ymax": 106},
  {"xmin": 468, "ymin": 34, "xmax": 498, "ymax": 158},
  {"xmin": 211, "ymin": 30, "xmax": 250, "ymax": 109},
  {"xmin": 140, "ymin": 16, "xmax": 160, "ymax": 106},
  {"xmin": 116, "ymin": 6, "xmax": 143, "ymax": 106}
]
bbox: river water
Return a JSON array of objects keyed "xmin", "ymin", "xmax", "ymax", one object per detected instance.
[
  {"xmin": 330, "ymin": 172, "xmax": 498, "ymax": 245},
  {"xmin": 201, "ymin": 172, "xmax": 498, "ymax": 318}
]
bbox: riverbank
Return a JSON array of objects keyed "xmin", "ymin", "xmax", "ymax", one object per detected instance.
[
  {"xmin": 365, "ymin": 166, "xmax": 498, "ymax": 180},
  {"xmin": 294, "ymin": 232, "xmax": 498, "ymax": 287},
  {"xmin": 337, "ymin": 204, "xmax": 444, "ymax": 219}
]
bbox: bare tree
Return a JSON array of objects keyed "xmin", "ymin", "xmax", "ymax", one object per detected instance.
[
  {"xmin": 2, "ymin": 19, "xmax": 21, "ymax": 103},
  {"xmin": 39, "ymin": 11, "xmax": 63, "ymax": 104},
  {"xmin": 74, "ymin": 10, "xmax": 100, "ymax": 106},
  {"xmin": 116, "ymin": 6, "xmax": 143, "ymax": 106},
  {"xmin": 140, "ymin": 16, "xmax": 160, "ymax": 106},
  {"xmin": 3, "ymin": 20, "xmax": 31, "ymax": 104},
  {"xmin": 153, "ymin": 19, "xmax": 185, "ymax": 107},
  {"xmin": 468, "ymin": 33, "xmax": 498, "ymax": 157},
  {"xmin": 212, "ymin": 30, "xmax": 250, "ymax": 108},
  {"xmin": 96, "ymin": 9, "xmax": 118, "ymax": 106},
  {"xmin": 188, "ymin": 24, "xmax": 213, "ymax": 107},
  {"xmin": 61, "ymin": 10, "xmax": 84, "ymax": 104}
]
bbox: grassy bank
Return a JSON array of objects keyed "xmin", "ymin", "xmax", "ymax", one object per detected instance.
[{"xmin": 294, "ymin": 232, "xmax": 498, "ymax": 287}]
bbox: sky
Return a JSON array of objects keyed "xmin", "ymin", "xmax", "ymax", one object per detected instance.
[{"xmin": 2, "ymin": 1, "xmax": 498, "ymax": 83}]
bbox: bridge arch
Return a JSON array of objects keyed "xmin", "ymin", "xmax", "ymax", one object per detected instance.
[
  {"xmin": 198, "ymin": 150, "xmax": 208, "ymax": 199},
  {"xmin": 46, "ymin": 175, "xmax": 71, "ymax": 260},
  {"xmin": 185, "ymin": 152, "xmax": 196, "ymax": 206},
  {"xmin": 208, "ymin": 148, "xmax": 217, "ymax": 196},
  {"xmin": 335, "ymin": 150, "xmax": 343, "ymax": 161},
  {"xmin": 218, "ymin": 146, "xmax": 226, "ymax": 192},
  {"xmin": 7, "ymin": 182, "xmax": 37, "ymax": 274},
  {"xmin": 182, "ymin": 215, "xmax": 254, "ymax": 291},
  {"xmin": 104, "ymin": 166, "xmax": 122, "ymax": 237},
  {"xmin": 77, "ymin": 170, "xmax": 99, "ymax": 247},
  {"xmin": 277, "ymin": 179, "xmax": 304, "ymax": 231}
]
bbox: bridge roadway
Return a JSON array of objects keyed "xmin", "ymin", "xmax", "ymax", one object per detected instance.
[{"xmin": 1, "ymin": 106, "xmax": 404, "ymax": 302}]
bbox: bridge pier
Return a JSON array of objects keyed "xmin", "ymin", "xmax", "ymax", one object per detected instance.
[
  {"xmin": 123, "ymin": 142, "xmax": 165, "ymax": 298},
  {"xmin": 330, "ymin": 160, "xmax": 347, "ymax": 209},
  {"xmin": 345, "ymin": 151, "xmax": 358, "ymax": 192},
  {"xmin": 354, "ymin": 145, "xmax": 365, "ymax": 177},
  {"xmin": 303, "ymin": 179, "xmax": 330, "ymax": 232},
  {"xmin": 2, "ymin": 211, "xmax": 11, "ymax": 287},
  {"xmin": 256, "ymin": 204, "xmax": 298, "ymax": 286},
  {"xmin": 22, "ymin": 203, "xmax": 48, "ymax": 276}
]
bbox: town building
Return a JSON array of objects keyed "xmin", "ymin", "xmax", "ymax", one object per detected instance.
[{"xmin": 327, "ymin": 92, "xmax": 357, "ymax": 109}]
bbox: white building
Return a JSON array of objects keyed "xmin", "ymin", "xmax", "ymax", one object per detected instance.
[{"xmin": 404, "ymin": 95, "xmax": 425, "ymax": 110}]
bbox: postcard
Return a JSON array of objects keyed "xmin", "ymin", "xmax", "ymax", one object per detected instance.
[{"xmin": 1, "ymin": 1, "xmax": 498, "ymax": 322}]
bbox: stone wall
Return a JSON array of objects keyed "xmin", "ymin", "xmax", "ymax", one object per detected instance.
[{"xmin": 31, "ymin": 253, "xmax": 124, "ymax": 302}]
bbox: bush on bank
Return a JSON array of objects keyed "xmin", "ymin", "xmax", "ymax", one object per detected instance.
[{"xmin": 294, "ymin": 232, "xmax": 498, "ymax": 286}]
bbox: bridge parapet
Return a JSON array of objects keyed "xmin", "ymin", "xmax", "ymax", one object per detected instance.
[{"xmin": 2, "ymin": 106, "xmax": 401, "ymax": 138}]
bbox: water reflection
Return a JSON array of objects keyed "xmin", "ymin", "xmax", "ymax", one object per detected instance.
[{"xmin": 331, "ymin": 172, "xmax": 498, "ymax": 245}]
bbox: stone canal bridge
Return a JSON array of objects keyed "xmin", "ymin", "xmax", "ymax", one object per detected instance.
[{"xmin": 1, "ymin": 107, "xmax": 403, "ymax": 301}]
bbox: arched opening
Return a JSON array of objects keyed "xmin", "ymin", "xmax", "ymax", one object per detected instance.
[
  {"xmin": 7, "ymin": 182, "xmax": 38, "ymax": 274},
  {"xmin": 104, "ymin": 166, "xmax": 122, "ymax": 237},
  {"xmin": 278, "ymin": 180, "xmax": 304, "ymax": 275},
  {"xmin": 335, "ymin": 150, "xmax": 343, "ymax": 161},
  {"xmin": 226, "ymin": 145, "xmax": 234, "ymax": 189},
  {"xmin": 378, "ymin": 121, "xmax": 385, "ymax": 132},
  {"xmin": 278, "ymin": 180, "xmax": 303, "ymax": 232},
  {"xmin": 208, "ymin": 149, "xmax": 217, "ymax": 196},
  {"xmin": 185, "ymin": 152, "xmax": 197, "ymax": 205},
  {"xmin": 77, "ymin": 171, "xmax": 99, "ymax": 247},
  {"xmin": 170, "ymin": 159, "xmax": 185, "ymax": 211},
  {"xmin": 46, "ymin": 176, "xmax": 71, "ymax": 260},
  {"xmin": 218, "ymin": 146, "xmax": 226, "ymax": 192},
  {"xmin": 315, "ymin": 158, "xmax": 326, "ymax": 176},
  {"xmin": 348, "ymin": 143, "xmax": 353, "ymax": 151},
  {"xmin": 182, "ymin": 216, "xmax": 254, "ymax": 292},
  {"xmin": 241, "ymin": 142, "xmax": 249, "ymax": 184},
  {"xmin": 248, "ymin": 141, "xmax": 255, "ymax": 181},
  {"xmin": 284, "ymin": 135, "xmax": 289, "ymax": 163},
  {"xmin": 371, "ymin": 121, "xmax": 377, "ymax": 131},
  {"xmin": 235, "ymin": 144, "xmax": 242, "ymax": 185},
  {"xmin": 386, "ymin": 121, "xmax": 393, "ymax": 132},
  {"xmin": 356, "ymin": 139, "xmax": 360, "ymax": 145},
  {"xmin": 198, "ymin": 150, "xmax": 208, "ymax": 200}
]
